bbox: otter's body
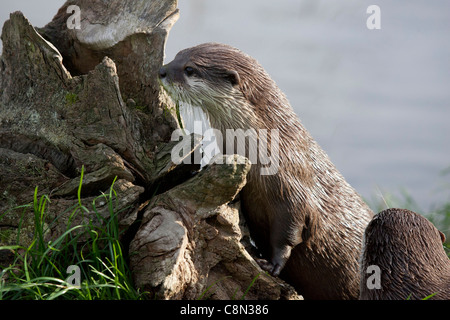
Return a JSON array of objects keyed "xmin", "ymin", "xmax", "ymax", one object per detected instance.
[
  {"xmin": 159, "ymin": 43, "xmax": 373, "ymax": 299},
  {"xmin": 360, "ymin": 208, "xmax": 450, "ymax": 300}
]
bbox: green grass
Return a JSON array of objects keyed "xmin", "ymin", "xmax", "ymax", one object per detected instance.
[{"xmin": 0, "ymin": 166, "xmax": 145, "ymax": 300}]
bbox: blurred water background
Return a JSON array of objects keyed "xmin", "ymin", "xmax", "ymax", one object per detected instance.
[{"xmin": 1, "ymin": 0, "xmax": 449, "ymax": 213}]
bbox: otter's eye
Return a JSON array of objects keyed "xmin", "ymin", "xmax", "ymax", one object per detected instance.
[{"xmin": 184, "ymin": 66, "xmax": 195, "ymax": 76}]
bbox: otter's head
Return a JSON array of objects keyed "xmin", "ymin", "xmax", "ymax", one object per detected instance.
[{"xmin": 159, "ymin": 42, "xmax": 281, "ymax": 131}]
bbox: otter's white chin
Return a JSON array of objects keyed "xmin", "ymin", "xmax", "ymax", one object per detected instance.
[{"xmin": 179, "ymin": 101, "xmax": 222, "ymax": 167}]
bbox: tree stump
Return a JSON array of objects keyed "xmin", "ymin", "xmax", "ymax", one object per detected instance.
[{"xmin": 0, "ymin": 0, "xmax": 301, "ymax": 300}]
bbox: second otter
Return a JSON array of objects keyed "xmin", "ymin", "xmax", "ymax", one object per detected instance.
[
  {"xmin": 159, "ymin": 43, "xmax": 373, "ymax": 299},
  {"xmin": 360, "ymin": 208, "xmax": 450, "ymax": 300}
]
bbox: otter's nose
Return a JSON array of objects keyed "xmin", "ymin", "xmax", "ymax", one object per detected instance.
[{"xmin": 159, "ymin": 66, "xmax": 167, "ymax": 79}]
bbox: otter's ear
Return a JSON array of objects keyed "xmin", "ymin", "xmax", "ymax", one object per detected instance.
[
  {"xmin": 439, "ymin": 230, "xmax": 446, "ymax": 243},
  {"xmin": 225, "ymin": 70, "xmax": 240, "ymax": 86}
]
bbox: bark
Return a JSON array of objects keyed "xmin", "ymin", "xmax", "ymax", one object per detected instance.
[
  {"xmin": 130, "ymin": 154, "xmax": 300, "ymax": 299},
  {"xmin": 0, "ymin": 1, "xmax": 301, "ymax": 300}
]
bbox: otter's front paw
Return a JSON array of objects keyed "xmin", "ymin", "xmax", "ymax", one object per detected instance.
[
  {"xmin": 255, "ymin": 258, "xmax": 283, "ymax": 277},
  {"xmin": 256, "ymin": 245, "xmax": 292, "ymax": 277}
]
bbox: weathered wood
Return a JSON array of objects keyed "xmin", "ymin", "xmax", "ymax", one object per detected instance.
[
  {"xmin": 130, "ymin": 154, "xmax": 301, "ymax": 300},
  {"xmin": 0, "ymin": 1, "xmax": 302, "ymax": 300},
  {"xmin": 0, "ymin": 3, "xmax": 177, "ymax": 261},
  {"xmin": 37, "ymin": 0, "xmax": 180, "ymax": 145}
]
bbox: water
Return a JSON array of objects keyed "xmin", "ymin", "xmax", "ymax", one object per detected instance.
[{"xmin": 1, "ymin": 0, "xmax": 449, "ymax": 211}]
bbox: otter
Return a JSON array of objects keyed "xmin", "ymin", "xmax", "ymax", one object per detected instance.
[
  {"xmin": 159, "ymin": 42, "xmax": 373, "ymax": 299},
  {"xmin": 360, "ymin": 208, "xmax": 450, "ymax": 300}
]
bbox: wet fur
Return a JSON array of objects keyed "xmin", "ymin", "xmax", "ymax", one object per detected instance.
[
  {"xmin": 360, "ymin": 208, "xmax": 450, "ymax": 300},
  {"xmin": 160, "ymin": 43, "xmax": 373, "ymax": 299}
]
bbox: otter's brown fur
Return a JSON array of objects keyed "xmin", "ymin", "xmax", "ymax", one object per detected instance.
[
  {"xmin": 360, "ymin": 208, "xmax": 450, "ymax": 300},
  {"xmin": 159, "ymin": 42, "xmax": 373, "ymax": 299}
]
